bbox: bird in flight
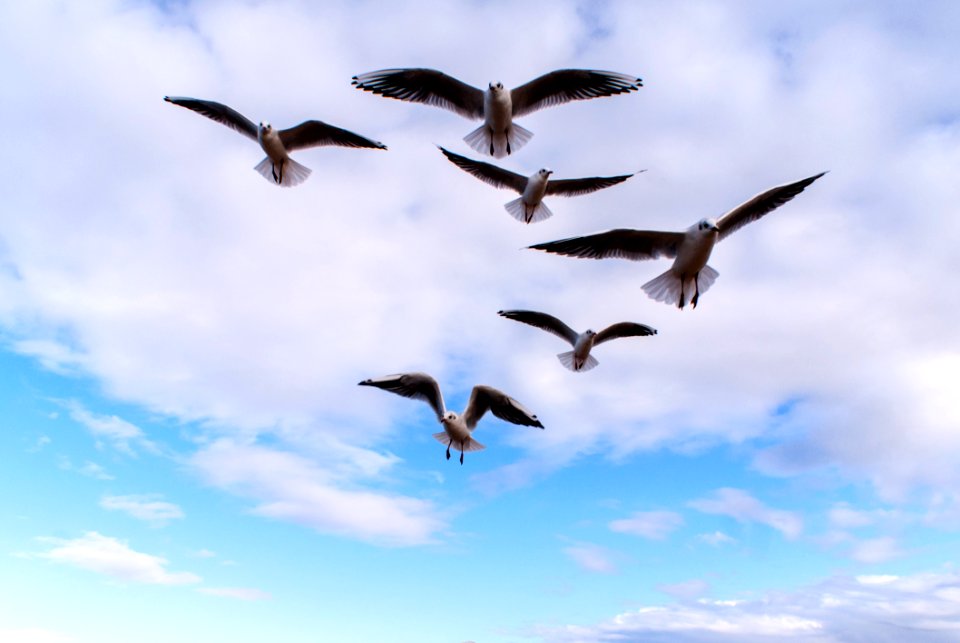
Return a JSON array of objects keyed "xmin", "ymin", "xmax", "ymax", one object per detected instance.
[
  {"xmin": 359, "ymin": 372, "xmax": 543, "ymax": 464},
  {"xmin": 352, "ymin": 68, "xmax": 641, "ymax": 158},
  {"xmin": 529, "ymin": 172, "xmax": 826, "ymax": 309},
  {"xmin": 439, "ymin": 147, "xmax": 638, "ymax": 224},
  {"xmin": 499, "ymin": 310, "xmax": 657, "ymax": 372},
  {"xmin": 164, "ymin": 96, "xmax": 387, "ymax": 187}
]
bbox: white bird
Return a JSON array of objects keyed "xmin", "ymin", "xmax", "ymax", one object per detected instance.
[
  {"xmin": 529, "ymin": 172, "xmax": 826, "ymax": 309},
  {"xmin": 163, "ymin": 96, "xmax": 387, "ymax": 187},
  {"xmin": 352, "ymin": 68, "xmax": 641, "ymax": 158},
  {"xmin": 358, "ymin": 372, "xmax": 544, "ymax": 465},
  {"xmin": 499, "ymin": 310, "xmax": 657, "ymax": 372},
  {"xmin": 439, "ymin": 147, "xmax": 639, "ymax": 224}
]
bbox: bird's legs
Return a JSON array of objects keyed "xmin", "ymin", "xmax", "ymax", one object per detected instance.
[
  {"xmin": 460, "ymin": 449, "xmax": 464, "ymax": 465},
  {"xmin": 691, "ymin": 272, "xmax": 701, "ymax": 309},
  {"xmin": 272, "ymin": 159, "xmax": 283, "ymax": 184},
  {"xmin": 678, "ymin": 275, "xmax": 686, "ymax": 310},
  {"xmin": 446, "ymin": 439, "xmax": 452, "ymax": 461}
]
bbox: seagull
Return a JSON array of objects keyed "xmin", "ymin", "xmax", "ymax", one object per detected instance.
[
  {"xmin": 358, "ymin": 372, "xmax": 543, "ymax": 465},
  {"xmin": 352, "ymin": 68, "xmax": 641, "ymax": 158},
  {"xmin": 499, "ymin": 310, "xmax": 657, "ymax": 372},
  {"xmin": 439, "ymin": 147, "xmax": 638, "ymax": 224},
  {"xmin": 529, "ymin": 172, "xmax": 827, "ymax": 309},
  {"xmin": 163, "ymin": 96, "xmax": 387, "ymax": 187}
]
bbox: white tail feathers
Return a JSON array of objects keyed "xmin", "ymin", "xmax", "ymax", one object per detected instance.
[
  {"xmin": 642, "ymin": 265, "xmax": 720, "ymax": 308},
  {"xmin": 432, "ymin": 431, "xmax": 485, "ymax": 452},
  {"xmin": 504, "ymin": 197, "xmax": 553, "ymax": 224},
  {"xmin": 254, "ymin": 156, "xmax": 312, "ymax": 187},
  {"xmin": 463, "ymin": 123, "xmax": 534, "ymax": 159},
  {"xmin": 557, "ymin": 350, "xmax": 599, "ymax": 372}
]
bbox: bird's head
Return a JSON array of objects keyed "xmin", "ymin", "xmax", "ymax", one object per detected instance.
[
  {"xmin": 696, "ymin": 218, "xmax": 720, "ymax": 234},
  {"xmin": 259, "ymin": 122, "xmax": 273, "ymax": 133},
  {"xmin": 442, "ymin": 411, "xmax": 458, "ymax": 424},
  {"xmin": 538, "ymin": 168, "xmax": 553, "ymax": 178},
  {"xmin": 584, "ymin": 329, "xmax": 597, "ymax": 338},
  {"xmin": 488, "ymin": 81, "xmax": 504, "ymax": 94}
]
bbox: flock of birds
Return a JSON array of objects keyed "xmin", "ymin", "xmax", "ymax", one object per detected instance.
[{"xmin": 165, "ymin": 66, "xmax": 824, "ymax": 465}]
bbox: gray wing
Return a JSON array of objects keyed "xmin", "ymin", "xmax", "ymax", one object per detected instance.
[
  {"xmin": 498, "ymin": 310, "xmax": 578, "ymax": 346},
  {"xmin": 163, "ymin": 96, "xmax": 258, "ymax": 141},
  {"xmin": 462, "ymin": 385, "xmax": 544, "ymax": 430},
  {"xmin": 717, "ymin": 172, "xmax": 827, "ymax": 241},
  {"xmin": 358, "ymin": 372, "xmax": 445, "ymax": 421},
  {"xmin": 545, "ymin": 172, "xmax": 638, "ymax": 197},
  {"xmin": 511, "ymin": 69, "xmax": 642, "ymax": 118},
  {"xmin": 279, "ymin": 121, "xmax": 387, "ymax": 151},
  {"xmin": 529, "ymin": 229, "xmax": 685, "ymax": 261},
  {"xmin": 352, "ymin": 68, "xmax": 485, "ymax": 119},
  {"xmin": 594, "ymin": 322, "xmax": 658, "ymax": 346},
  {"xmin": 438, "ymin": 147, "xmax": 527, "ymax": 192}
]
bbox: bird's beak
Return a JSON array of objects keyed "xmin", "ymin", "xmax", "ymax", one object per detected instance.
[{"xmin": 711, "ymin": 223, "xmax": 720, "ymax": 232}]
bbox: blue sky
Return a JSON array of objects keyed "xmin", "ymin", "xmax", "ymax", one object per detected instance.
[{"xmin": 2, "ymin": 1, "xmax": 960, "ymax": 641}]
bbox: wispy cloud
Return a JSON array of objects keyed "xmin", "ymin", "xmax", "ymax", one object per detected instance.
[
  {"xmin": 57, "ymin": 457, "xmax": 114, "ymax": 481},
  {"xmin": 563, "ymin": 542, "xmax": 618, "ymax": 574},
  {"xmin": 609, "ymin": 510, "xmax": 684, "ymax": 540},
  {"xmin": 689, "ymin": 488, "xmax": 803, "ymax": 539},
  {"xmin": 697, "ymin": 531, "xmax": 736, "ymax": 547},
  {"xmin": 30, "ymin": 532, "xmax": 200, "ymax": 586},
  {"xmin": 64, "ymin": 401, "xmax": 156, "ymax": 456},
  {"xmin": 191, "ymin": 440, "xmax": 445, "ymax": 547},
  {"xmin": 100, "ymin": 494, "xmax": 184, "ymax": 526}
]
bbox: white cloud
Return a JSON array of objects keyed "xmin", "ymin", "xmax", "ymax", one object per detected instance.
[
  {"xmin": 64, "ymin": 401, "xmax": 156, "ymax": 456},
  {"xmin": 197, "ymin": 587, "xmax": 271, "ymax": 601},
  {"xmin": 536, "ymin": 569, "xmax": 960, "ymax": 642},
  {"xmin": 191, "ymin": 440, "xmax": 445, "ymax": 547},
  {"xmin": 100, "ymin": 494, "xmax": 184, "ymax": 525},
  {"xmin": 609, "ymin": 510, "xmax": 684, "ymax": 540},
  {"xmin": 689, "ymin": 488, "xmax": 803, "ymax": 539},
  {"xmin": 57, "ymin": 458, "xmax": 114, "ymax": 481},
  {"xmin": 563, "ymin": 542, "xmax": 618, "ymax": 574},
  {"xmin": 32, "ymin": 532, "xmax": 200, "ymax": 586},
  {"xmin": 697, "ymin": 531, "xmax": 736, "ymax": 547},
  {"xmin": 849, "ymin": 536, "xmax": 903, "ymax": 564}
]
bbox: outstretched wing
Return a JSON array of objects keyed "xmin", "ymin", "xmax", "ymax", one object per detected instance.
[
  {"xmin": 463, "ymin": 385, "xmax": 544, "ymax": 430},
  {"xmin": 717, "ymin": 172, "xmax": 827, "ymax": 241},
  {"xmin": 352, "ymin": 68, "xmax": 485, "ymax": 119},
  {"xmin": 529, "ymin": 229, "xmax": 685, "ymax": 261},
  {"xmin": 510, "ymin": 69, "xmax": 642, "ymax": 118},
  {"xmin": 279, "ymin": 121, "xmax": 387, "ymax": 151},
  {"xmin": 545, "ymin": 172, "xmax": 638, "ymax": 197},
  {"xmin": 358, "ymin": 372, "xmax": 445, "ymax": 421},
  {"xmin": 594, "ymin": 322, "xmax": 658, "ymax": 346},
  {"xmin": 498, "ymin": 310, "xmax": 578, "ymax": 346},
  {"xmin": 438, "ymin": 147, "xmax": 527, "ymax": 192},
  {"xmin": 163, "ymin": 96, "xmax": 258, "ymax": 141}
]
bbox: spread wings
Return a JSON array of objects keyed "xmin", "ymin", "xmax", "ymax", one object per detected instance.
[
  {"xmin": 594, "ymin": 322, "xmax": 658, "ymax": 346},
  {"xmin": 359, "ymin": 372, "xmax": 445, "ymax": 421},
  {"xmin": 163, "ymin": 96, "xmax": 258, "ymax": 141},
  {"xmin": 717, "ymin": 172, "xmax": 827, "ymax": 241},
  {"xmin": 279, "ymin": 121, "xmax": 386, "ymax": 152},
  {"xmin": 352, "ymin": 68, "xmax": 485, "ymax": 119},
  {"xmin": 545, "ymin": 172, "xmax": 637, "ymax": 197},
  {"xmin": 439, "ymin": 147, "xmax": 527, "ymax": 192},
  {"xmin": 462, "ymin": 385, "xmax": 544, "ymax": 430},
  {"xmin": 511, "ymin": 69, "xmax": 642, "ymax": 118},
  {"xmin": 529, "ymin": 229, "xmax": 685, "ymax": 261},
  {"xmin": 498, "ymin": 310, "xmax": 578, "ymax": 346}
]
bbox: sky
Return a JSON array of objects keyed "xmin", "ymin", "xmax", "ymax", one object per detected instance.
[{"xmin": 1, "ymin": 1, "xmax": 959, "ymax": 641}]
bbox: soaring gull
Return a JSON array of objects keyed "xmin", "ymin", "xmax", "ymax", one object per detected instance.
[
  {"xmin": 359, "ymin": 372, "xmax": 543, "ymax": 464},
  {"xmin": 529, "ymin": 172, "xmax": 827, "ymax": 309},
  {"xmin": 499, "ymin": 310, "xmax": 657, "ymax": 372},
  {"xmin": 163, "ymin": 96, "xmax": 387, "ymax": 187},
  {"xmin": 439, "ymin": 147, "xmax": 638, "ymax": 224},
  {"xmin": 352, "ymin": 68, "xmax": 641, "ymax": 158}
]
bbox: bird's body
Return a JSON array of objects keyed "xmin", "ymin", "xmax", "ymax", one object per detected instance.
[
  {"xmin": 498, "ymin": 310, "xmax": 657, "ymax": 372},
  {"xmin": 529, "ymin": 172, "xmax": 826, "ymax": 308},
  {"xmin": 358, "ymin": 372, "xmax": 543, "ymax": 464},
  {"xmin": 163, "ymin": 96, "xmax": 387, "ymax": 187},
  {"xmin": 353, "ymin": 68, "xmax": 641, "ymax": 158},
  {"xmin": 438, "ymin": 147, "xmax": 635, "ymax": 223}
]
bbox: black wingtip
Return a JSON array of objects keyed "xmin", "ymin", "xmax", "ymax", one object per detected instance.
[
  {"xmin": 358, "ymin": 379, "xmax": 371, "ymax": 386},
  {"xmin": 163, "ymin": 96, "xmax": 172, "ymax": 102}
]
